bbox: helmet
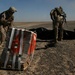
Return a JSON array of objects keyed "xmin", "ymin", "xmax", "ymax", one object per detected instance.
[
  {"xmin": 8, "ymin": 7, "xmax": 17, "ymax": 13},
  {"xmin": 55, "ymin": 7, "xmax": 59, "ymax": 11},
  {"xmin": 59, "ymin": 6, "xmax": 63, "ymax": 10}
]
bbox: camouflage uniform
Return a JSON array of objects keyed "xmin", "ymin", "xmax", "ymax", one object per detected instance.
[
  {"xmin": 50, "ymin": 7, "xmax": 66, "ymax": 43},
  {"xmin": 0, "ymin": 7, "xmax": 17, "ymax": 47}
]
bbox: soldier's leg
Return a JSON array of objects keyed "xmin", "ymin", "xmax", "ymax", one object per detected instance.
[
  {"xmin": 0, "ymin": 26, "xmax": 6, "ymax": 47},
  {"xmin": 4, "ymin": 26, "xmax": 8, "ymax": 33},
  {"xmin": 53, "ymin": 21, "xmax": 55, "ymax": 30},
  {"xmin": 59, "ymin": 22, "xmax": 64, "ymax": 41},
  {"xmin": 54, "ymin": 22, "xmax": 59, "ymax": 43}
]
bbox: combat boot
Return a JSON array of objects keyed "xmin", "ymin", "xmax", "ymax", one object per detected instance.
[
  {"xmin": 58, "ymin": 38, "xmax": 63, "ymax": 41},
  {"xmin": 54, "ymin": 39, "xmax": 58, "ymax": 43}
]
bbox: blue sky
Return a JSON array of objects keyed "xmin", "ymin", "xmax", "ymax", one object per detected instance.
[{"xmin": 0, "ymin": 0, "xmax": 75, "ymax": 22}]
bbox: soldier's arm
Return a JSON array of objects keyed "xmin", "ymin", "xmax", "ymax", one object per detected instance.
[
  {"xmin": 0, "ymin": 13, "xmax": 14, "ymax": 24},
  {"xmin": 62, "ymin": 11, "xmax": 67, "ymax": 23},
  {"xmin": 8, "ymin": 16, "xmax": 14, "ymax": 28},
  {"xmin": 50, "ymin": 9, "xmax": 54, "ymax": 21},
  {"xmin": 54, "ymin": 11, "xmax": 58, "ymax": 19},
  {"xmin": 0, "ymin": 13, "xmax": 8, "ymax": 23},
  {"xmin": 9, "ymin": 20, "xmax": 14, "ymax": 28}
]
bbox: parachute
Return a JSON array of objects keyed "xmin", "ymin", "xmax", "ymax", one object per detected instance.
[{"xmin": 0, "ymin": 28, "xmax": 37, "ymax": 70}]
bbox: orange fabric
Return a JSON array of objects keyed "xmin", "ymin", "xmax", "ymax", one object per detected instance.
[
  {"xmin": 11, "ymin": 35, "xmax": 20, "ymax": 54},
  {"xmin": 28, "ymin": 33, "xmax": 37, "ymax": 55}
]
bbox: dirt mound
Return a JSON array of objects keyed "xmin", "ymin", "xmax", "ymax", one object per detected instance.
[
  {"xmin": 0, "ymin": 40, "xmax": 75, "ymax": 75},
  {"xmin": 0, "ymin": 22, "xmax": 75, "ymax": 75}
]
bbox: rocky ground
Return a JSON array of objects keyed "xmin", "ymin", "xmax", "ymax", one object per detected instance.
[{"xmin": 0, "ymin": 21, "xmax": 75, "ymax": 75}]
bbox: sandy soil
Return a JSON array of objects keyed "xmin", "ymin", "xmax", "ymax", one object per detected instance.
[{"xmin": 0, "ymin": 21, "xmax": 75, "ymax": 75}]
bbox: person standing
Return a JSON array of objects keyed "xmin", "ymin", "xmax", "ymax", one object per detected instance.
[
  {"xmin": 0, "ymin": 7, "xmax": 17, "ymax": 47},
  {"xmin": 50, "ymin": 6, "xmax": 66, "ymax": 43}
]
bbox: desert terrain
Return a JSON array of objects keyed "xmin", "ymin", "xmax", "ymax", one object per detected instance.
[{"xmin": 0, "ymin": 21, "xmax": 75, "ymax": 75}]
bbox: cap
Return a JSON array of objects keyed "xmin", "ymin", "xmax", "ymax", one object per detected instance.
[{"xmin": 8, "ymin": 7, "xmax": 17, "ymax": 13}]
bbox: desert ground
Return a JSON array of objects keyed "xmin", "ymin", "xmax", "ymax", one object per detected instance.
[{"xmin": 0, "ymin": 21, "xmax": 75, "ymax": 75}]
